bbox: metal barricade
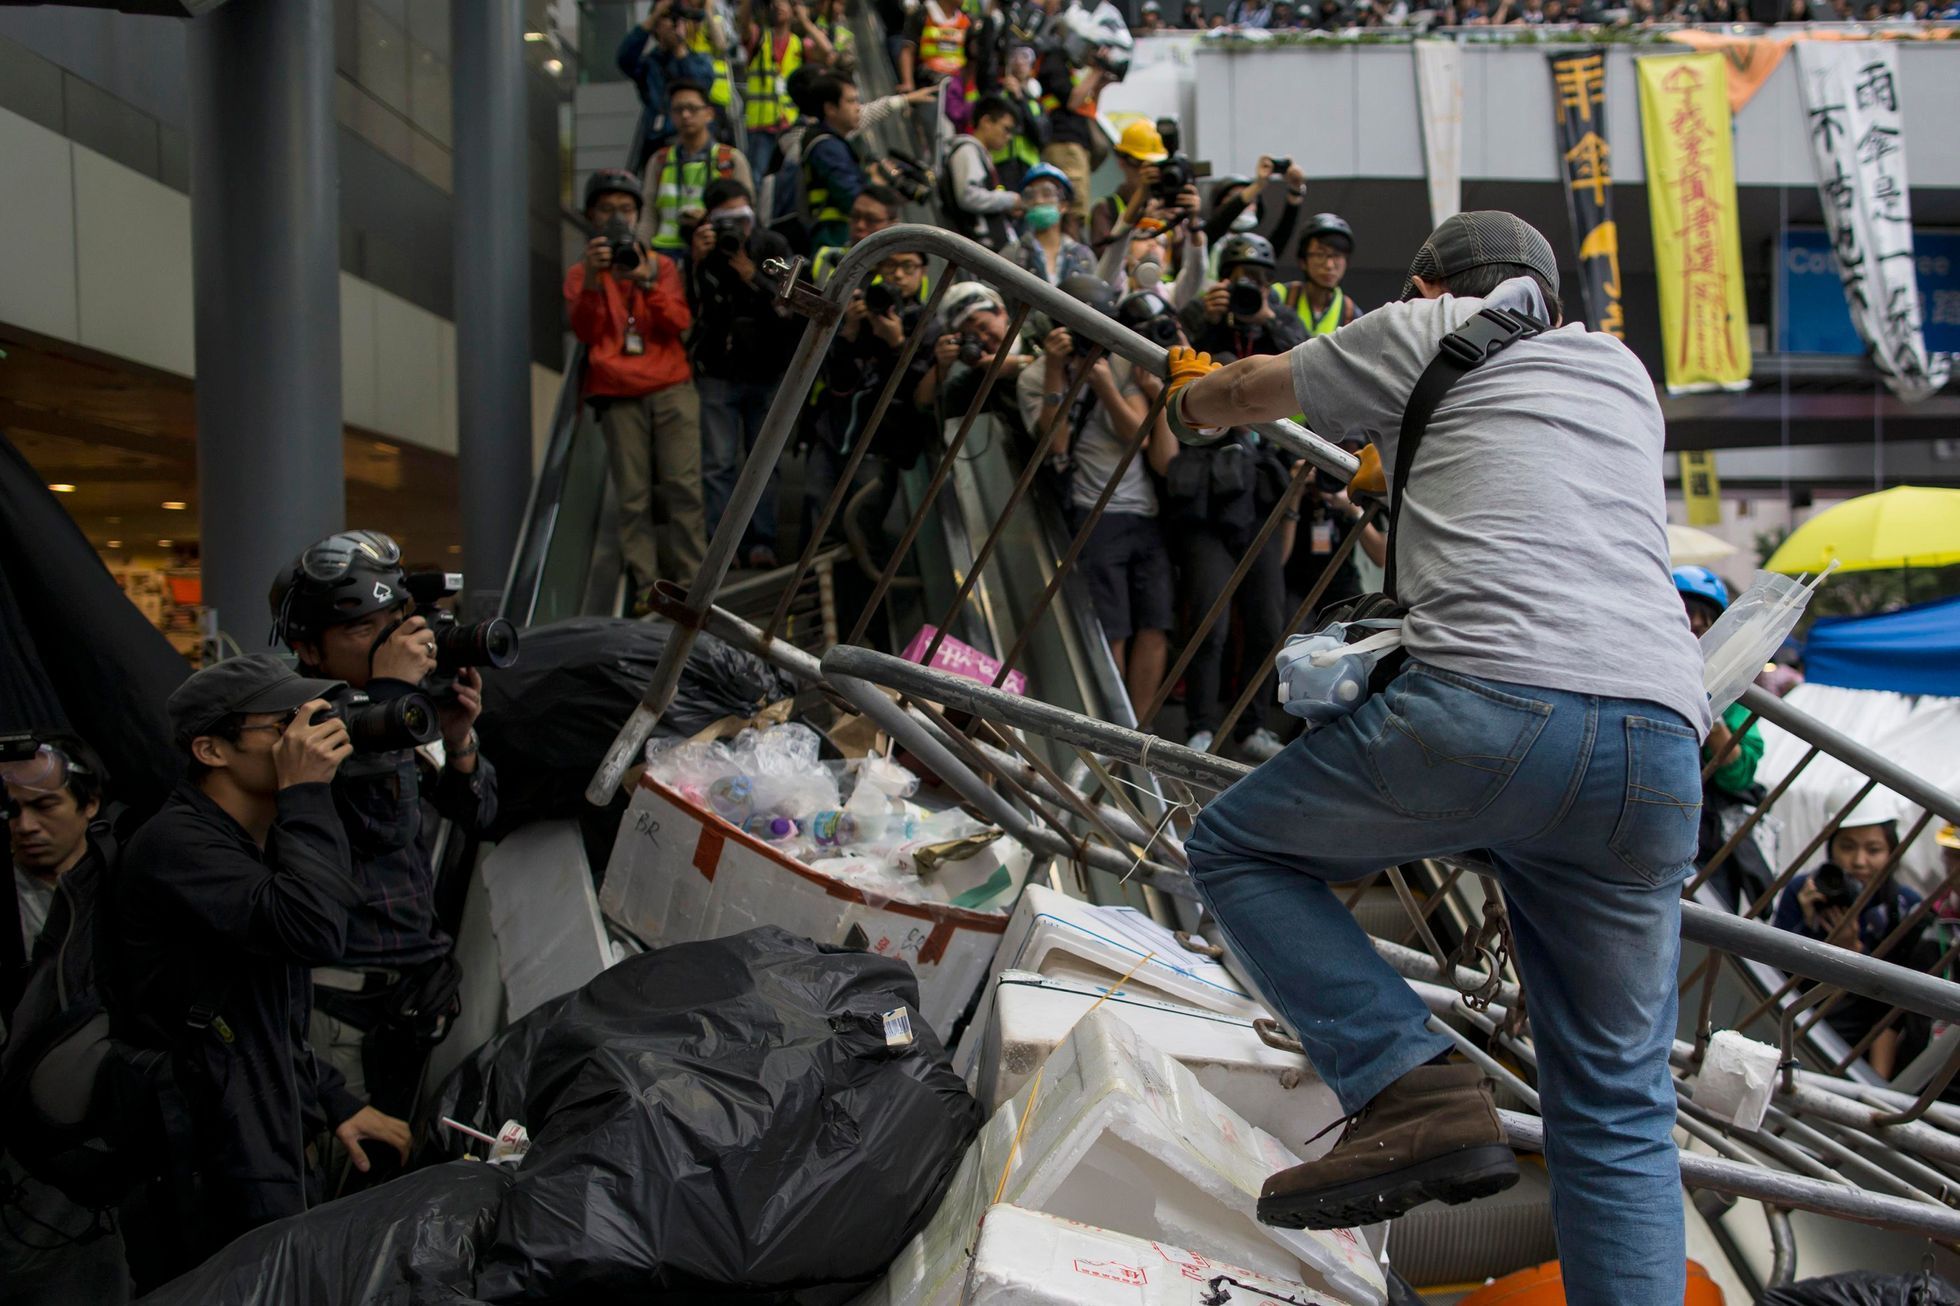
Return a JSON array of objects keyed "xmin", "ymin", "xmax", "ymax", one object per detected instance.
[{"xmin": 578, "ymin": 224, "xmax": 1960, "ymax": 1243}]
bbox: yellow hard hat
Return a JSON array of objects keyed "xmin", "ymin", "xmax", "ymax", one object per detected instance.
[
  {"xmin": 1117, "ymin": 120, "xmax": 1169, "ymax": 164},
  {"xmin": 1939, "ymin": 822, "xmax": 1960, "ymax": 851}
]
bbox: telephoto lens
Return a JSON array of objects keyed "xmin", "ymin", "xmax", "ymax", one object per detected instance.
[
  {"xmin": 323, "ymin": 693, "xmax": 440, "ymax": 753},
  {"xmin": 863, "ymin": 280, "xmax": 899, "ymax": 317},
  {"xmin": 957, "ymin": 334, "xmax": 986, "ymax": 366},
  {"xmin": 1812, "ymin": 862, "xmax": 1858, "ymax": 910},
  {"xmin": 1228, "ymin": 279, "xmax": 1267, "ymax": 321},
  {"xmin": 604, "ymin": 214, "xmax": 641, "ymax": 273},
  {"xmin": 429, "ymin": 614, "xmax": 520, "ymax": 671}
]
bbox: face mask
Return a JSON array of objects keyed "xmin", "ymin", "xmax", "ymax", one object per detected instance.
[
  {"xmin": 1231, "ymin": 209, "xmax": 1259, "ymax": 233},
  {"xmin": 1024, "ymin": 202, "xmax": 1062, "ymax": 232}
]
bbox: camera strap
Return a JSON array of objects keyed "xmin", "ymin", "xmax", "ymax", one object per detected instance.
[{"xmin": 1382, "ymin": 305, "xmax": 1545, "ymax": 604}]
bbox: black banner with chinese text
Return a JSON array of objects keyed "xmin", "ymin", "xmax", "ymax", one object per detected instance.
[{"xmin": 1548, "ymin": 51, "xmax": 1624, "ymax": 338}]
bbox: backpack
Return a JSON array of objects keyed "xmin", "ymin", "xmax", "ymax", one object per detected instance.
[{"xmin": 0, "ymin": 829, "xmax": 196, "ymax": 1208}]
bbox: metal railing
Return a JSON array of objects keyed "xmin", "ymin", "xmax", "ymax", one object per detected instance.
[{"xmin": 575, "ymin": 224, "xmax": 1960, "ymax": 1255}]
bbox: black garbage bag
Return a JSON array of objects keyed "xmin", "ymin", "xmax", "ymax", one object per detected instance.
[
  {"xmin": 1763, "ymin": 1272, "xmax": 1960, "ymax": 1305},
  {"xmin": 137, "ymin": 1161, "xmax": 512, "ymax": 1306},
  {"xmin": 476, "ymin": 616, "xmax": 798, "ymax": 835},
  {"xmin": 430, "ymin": 927, "xmax": 982, "ymax": 1304}
]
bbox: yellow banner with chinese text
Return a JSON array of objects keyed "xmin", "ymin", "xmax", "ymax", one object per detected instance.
[
  {"xmin": 1679, "ymin": 450, "xmax": 1722, "ymax": 526},
  {"xmin": 1637, "ymin": 52, "xmax": 1753, "ymax": 395}
]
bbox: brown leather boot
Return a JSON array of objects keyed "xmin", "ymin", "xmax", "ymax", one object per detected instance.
[{"xmin": 1257, "ymin": 1062, "xmax": 1518, "ymax": 1230}]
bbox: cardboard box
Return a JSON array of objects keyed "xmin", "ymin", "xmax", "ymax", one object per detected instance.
[
  {"xmin": 601, "ymin": 775, "xmax": 1014, "ymax": 1034},
  {"xmin": 963, "ymin": 1205, "xmax": 1332, "ymax": 1305}
]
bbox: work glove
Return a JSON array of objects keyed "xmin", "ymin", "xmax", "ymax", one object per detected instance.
[
  {"xmin": 1164, "ymin": 345, "xmax": 1220, "ymax": 398},
  {"xmin": 1348, "ymin": 443, "xmax": 1386, "ymax": 499}
]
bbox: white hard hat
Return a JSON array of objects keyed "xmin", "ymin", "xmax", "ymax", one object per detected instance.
[{"xmin": 1830, "ymin": 782, "xmax": 1901, "ymax": 833}]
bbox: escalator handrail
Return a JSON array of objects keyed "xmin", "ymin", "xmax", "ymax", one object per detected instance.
[{"xmin": 499, "ymin": 340, "xmax": 591, "ymax": 625}]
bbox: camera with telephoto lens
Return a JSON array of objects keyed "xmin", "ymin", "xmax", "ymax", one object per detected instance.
[
  {"xmin": 712, "ymin": 214, "xmax": 746, "ymax": 259},
  {"xmin": 602, "ymin": 214, "xmax": 641, "ymax": 274},
  {"xmin": 863, "ymin": 280, "xmax": 900, "ymax": 317},
  {"xmin": 313, "ymin": 693, "xmax": 440, "ymax": 754},
  {"xmin": 957, "ymin": 333, "xmax": 988, "ymax": 366},
  {"xmin": 1812, "ymin": 862, "xmax": 1859, "ymax": 911},
  {"xmin": 876, "ymin": 150, "xmax": 935, "ymax": 206},
  {"xmin": 1228, "ymin": 278, "xmax": 1267, "ymax": 321},
  {"xmin": 1152, "ymin": 153, "xmax": 1210, "ymax": 205},
  {"xmin": 1268, "ymin": 156, "xmax": 1292, "ymax": 176},
  {"xmin": 401, "ymin": 572, "xmax": 521, "ymax": 673},
  {"xmin": 1133, "ymin": 312, "xmax": 1179, "ymax": 348}
]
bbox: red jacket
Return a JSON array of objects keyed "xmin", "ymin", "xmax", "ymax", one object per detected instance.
[{"xmin": 564, "ymin": 255, "xmax": 693, "ymax": 398}]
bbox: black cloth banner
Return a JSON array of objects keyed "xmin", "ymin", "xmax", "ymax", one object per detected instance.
[{"xmin": 1548, "ymin": 50, "xmax": 1625, "ymax": 339}]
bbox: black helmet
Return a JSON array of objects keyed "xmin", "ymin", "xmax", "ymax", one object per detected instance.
[
  {"xmin": 582, "ymin": 167, "xmax": 643, "ymax": 213},
  {"xmin": 268, "ymin": 530, "xmax": 408, "ymax": 647},
  {"xmin": 1116, "ymin": 290, "xmax": 1181, "ymax": 347},
  {"xmin": 1060, "ymin": 273, "xmax": 1119, "ymax": 319},
  {"xmin": 1300, "ymin": 212, "xmax": 1354, "ymax": 255},
  {"xmin": 1215, "ymin": 232, "xmax": 1276, "ymax": 273}
]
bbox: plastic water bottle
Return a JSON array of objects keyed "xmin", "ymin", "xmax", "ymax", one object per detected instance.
[
  {"xmin": 742, "ymin": 815, "xmax": 799, "ymax": 842},
  {"xmin": 708, "ymin": 774, "xmax": 755, "ymax": 823},
  {"xmin": 808, "ymin": 810, "xmax": 919, "ymax": 848}
]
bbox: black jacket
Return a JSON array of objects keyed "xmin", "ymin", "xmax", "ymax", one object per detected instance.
[
  {"xmin": 820, "ymin": 291, "xmax": 936, "ymax": 466},
  {"xmin": 114, "ymin": 780, "xmax": 364, "ymax": 1237},
  {"xmin": 323, "ymin": 677, "xmax": 497, "ymax": 968},
  {"xmin": 688, "ymin": 229, "xmax": 798, "ymax": 381},
  {"xmin": 1179, "ymin": 287, "xmax": 1309, "ymax": 361}
]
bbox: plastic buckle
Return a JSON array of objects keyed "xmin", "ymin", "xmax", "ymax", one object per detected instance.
[{"xmin": 1438, "ymin": 307, "xmax": 1532, "ymax": 367}]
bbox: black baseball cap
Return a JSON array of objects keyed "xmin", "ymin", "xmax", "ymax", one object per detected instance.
[
  {"xmin": 167, "ymin": 654, "xmax": 344, "ymax": 749},
  {"xmin": 1399, "ymin": 211, "xmax": 1560, "ymax": 303}
]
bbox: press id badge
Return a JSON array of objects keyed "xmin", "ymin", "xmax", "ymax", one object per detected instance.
[
  {"xmin": 623, "ymin": 315, "xmax": 645, "ymax": 356},
  {"xmin": 1310, "ymin": 519, "xmax": 1336, "ymax": 555}
]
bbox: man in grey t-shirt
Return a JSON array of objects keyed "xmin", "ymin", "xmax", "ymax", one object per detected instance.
[{"xmin": 1162, "ymin": 213, "xmax": 1706, "ymax": 1306}]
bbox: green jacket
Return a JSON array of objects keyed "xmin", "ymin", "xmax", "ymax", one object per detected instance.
[{"xmin": 1705, "ymin": 701, "xmax": 1763, "ymax": 799}]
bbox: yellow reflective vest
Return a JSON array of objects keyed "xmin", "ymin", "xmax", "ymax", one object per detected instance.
[{"xmin": 745, "ymin": 29, "xmax": 802, "ymax": 133}]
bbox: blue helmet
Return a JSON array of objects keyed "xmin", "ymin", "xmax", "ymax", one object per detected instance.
[
  {"xmin": 1019, "ymin": 162, "xmax": 1074, "ymax": 202},
  {"xmin": 1672, "ymin": 565, "xmax": 1729, "ymax": 612}
]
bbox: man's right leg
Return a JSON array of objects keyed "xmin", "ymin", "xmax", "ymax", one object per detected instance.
[
  {"xmin": 648, "ymin": 381, "xmax": 708, "ymax": 584},
  {"xmin": 697, "ymin": 375, "xmax": 742, "ymax": 538},
  {"xmin": 599, "ymin": 397, "xmax": 660, "ymax": 594}
]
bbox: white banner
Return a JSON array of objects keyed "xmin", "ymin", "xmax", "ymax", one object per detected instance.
[
  {"xmin": 1793, "ymin": 41, "xmax": 1949, "ymax": 403},
  {"xmin": 1413, "ymin": 39, "xmax": 1463, "ymax": 233}
]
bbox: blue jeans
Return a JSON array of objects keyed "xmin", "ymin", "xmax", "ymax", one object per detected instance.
[
  {"xmin": 698, "ymin": 374, "xmax": 781, "ymax": 554},
  {"xmin": 1186, "ymin": 660, "xmax": 1701, "ymax": 1306}
]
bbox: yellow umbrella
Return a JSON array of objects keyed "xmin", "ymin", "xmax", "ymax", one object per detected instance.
[
  {"xmin": 1667, "ymin": 523, "xmax": 1737, "ymax": 566},
  {"xmin": 1766, "ymin": 486, "xmax": 1960, "ymax": 574}
]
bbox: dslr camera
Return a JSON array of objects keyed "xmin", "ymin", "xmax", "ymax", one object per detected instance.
[
  {"xmin": 711, "ymin": 213, "xmax": 747, "ymax": 259},
  {"xmin": 1152, "ymin": 153, "xmax": 1210, "ymax": 205},
  {"xmin": 674, "ymin": 3, "xmax": 708, "ymax": 17},
  {"xmin": 602, "ymin": 213, "xmax": 642, "ymax": 274},
  {"xmin": 1811, "ymin": 862, "xmax": 1860, "ymax": 911},
  {"xmin": 876, "ymin": 150, "xmax": 936, "ymax": 206},
  {"xmin": 957, "ymin": 333, "xmax": 988, "ymax": 366},
  {"xmin": 863, "ymin": 280, "xmax": 901, "ymax": 317},
  {"xmin": 1228, "ymin": 279, "xmax": 1268, "ymax": 321},
  {"xmin": 313, "ymin": 693, "xmax": 440, "ymax": 755},
  {"xmin": 401, "ymin": 572, "xmax": 521, "ymax": 674}
]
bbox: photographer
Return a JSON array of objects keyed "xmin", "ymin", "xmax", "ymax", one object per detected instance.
[
  {"xmin": 942, "ymin": 95, "xmax": 1024, "ymax": 251},
  {"xmin": 617, "ymin": 0, "xmax": 721, "ymax": 167},
  {"xmin": 689, "ymin": 178, "xmax": 797, "ymax": 569},
  {"xmin": 911, "ymin": 281, "xmax": 1036, "ymax": 417},
  {"xmin": 1180, "ymin": 231, "xmax": 1308, "ymax": 359},
  {"xmin": 742, "ymin": 0, "xmax": 821, "ymax": 176},
  {"xmin": 269, "ymin": 531, "xmax": 497, "ymax": 1140},
  {"xmin": 897, "ymin": 0, "xmax": 971, "ymax": 93},
  {"xmin": 1203, "ymin": 155, "xmax": 1308, "ymax": 249},
  {"xmin": 1015, "ymin": 276, "xmax": 1177, "ymax": 718},
  {"xmin": 566, "ymin": 168, "xmax": 706, "ymax": 603},
  {"xmin": 1002, "ymin": 162, "xmax": 1097, "ymax": 286},
  {"xmin": 1090, "ymin": 119, "xmax": 1170, "ymax": 256},
  {"xmin": 4, "ymin": 734, "xmax": 106, "ymax": 1022},
  {"xmin": 805, "ymin": 249, "xmax": 935, "ymax": 551},
  {"xmin": 1280, "ymin": 212, "xmax": 1361, "ymax": 335},
  {"xmin": 1284, "ymin": 435, "xmax": 1385, "ymax": 623},
  {"xmin": 115, "ymin": 655, "xmax": 409, "ymax": 1270},
  {"xmin": 1035, "ymin": 9, "xmax": 1112, "ymax": 230},
  {"xmin": 1772, "ymin": 801, "xmax": 1930, "ymax": 1078},
  {"xmin": 638, "ymin": 80, "xmax": 753, "ymax": 259}
]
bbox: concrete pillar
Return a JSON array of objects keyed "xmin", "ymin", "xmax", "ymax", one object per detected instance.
[
  {"xmin": 189, "ymin": 0, "xmax": 345, "ymax": 648},
  {"xmin": 451, "ymin": 0, "xmax": 534, "ymax": 618}
]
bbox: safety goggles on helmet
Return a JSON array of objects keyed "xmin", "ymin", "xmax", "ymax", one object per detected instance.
[
  {"xmin": 0, "ymin": 743, "xmax": 93, "ymax": 797},
  {"xmin": 296, "ymin": 530, "xmax": 403, "ymax": 584}
]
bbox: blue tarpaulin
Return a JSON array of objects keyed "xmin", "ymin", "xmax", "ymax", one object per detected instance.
[{"xmin": 1803, "ymin": 595, "xmax": 1960, "ymax": 698}]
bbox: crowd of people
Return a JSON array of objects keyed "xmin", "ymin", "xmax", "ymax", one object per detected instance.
[{"xmin": 1135, "ymin": 0, "xmax": 1960, "ymax": 28}]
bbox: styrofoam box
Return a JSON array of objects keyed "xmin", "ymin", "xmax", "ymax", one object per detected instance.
[
  {"xmin": 963, "ymin": 1204, "xmax": 1332, "ymax": 1305},
  {"xmin": 956, "ymin": 884, "xmax": 1261, "ymax": 1077},
  {"xmin": 600, "ymin": 775, "xmax": 1012, "ymax": 1033},
  {"xmin": 855, "ymin": 1008, "xmax": 1384, "ymax": 1306},
  {"xmin": 971, "ymin": 970, "xmax": 1343, "ymax": 1146}
]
